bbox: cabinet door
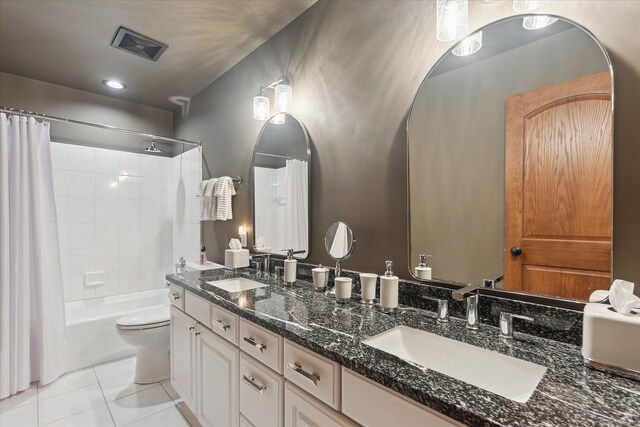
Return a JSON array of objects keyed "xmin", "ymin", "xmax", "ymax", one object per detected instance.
[
  {"xmin": 197, "ymin": 324, "xmax": 239, "ymax": 427},
  {"xmin": 284, "ymin": 382, "xmax": 356, "ymax": 427},
  {"xmin": 170, "ymin": 307, "xmax": 197, "ymax": 412}
]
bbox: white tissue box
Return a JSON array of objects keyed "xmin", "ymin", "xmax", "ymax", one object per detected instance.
[
  {"xmin": 225, "ymin": 249, "xmax": 249, "ymax": 269},
  {"xmin": 582, "ymin": 303, "xmax": 640, "ymax": 379}
]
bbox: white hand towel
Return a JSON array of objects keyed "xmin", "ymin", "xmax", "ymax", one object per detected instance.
[
  {"xmin": 214, "ymin": 176, "xmax": 236, "ymax": 221},
  {"xmin": 199, "ymin": 178, "xmax": 217, "ymax": 220},
  {"xmin": 609, "ymin": 279, "xmax": 640, "ymax": 315}
]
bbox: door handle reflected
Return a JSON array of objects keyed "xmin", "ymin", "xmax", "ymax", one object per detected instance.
[
  {"xmin": 243, "ymin": 336, "xmax": 267, "ymax": 353},
  {"xmin": 286, "ymin": 361, "xmax": 319, "ymax": 387}
]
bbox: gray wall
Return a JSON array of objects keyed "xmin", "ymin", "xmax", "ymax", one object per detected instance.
[
  {"xmin": 174, "ymin": 0, "xmax": 640, "ymax": 290},
  {"xmin": 410, "ymin": 27, "xmax": 609, "ymax": 286},
  {"xmin": 0, "ymin": 72, "xmax": 173, "ymax": 154}
]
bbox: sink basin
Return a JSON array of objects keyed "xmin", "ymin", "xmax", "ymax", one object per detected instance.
[
  {"xmin": 206, "ymin": 278, "xmax": 268, "ymax": 293},
  {"xmin": 362, "ymin": 326, "xmax": 547, "ymax": 403}
]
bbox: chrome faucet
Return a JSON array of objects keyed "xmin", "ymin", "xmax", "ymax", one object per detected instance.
[
  {"xmin": 250, "ymin": 260, "xmax": 263, "ymax": 277},
  {"xmin": 499, "ymin": 312, "xmax": 534, "ymax": 339},
  {"xmin": 422, "ymin": 296, "xmax": 450, "ymax": 323},
  {"xmin": 483, "ymin": 274, "xmax": 504, "ymax": 289},
  {"xmin": 452, "ymin": 283, "xmax": 481, "ymax": 330}
]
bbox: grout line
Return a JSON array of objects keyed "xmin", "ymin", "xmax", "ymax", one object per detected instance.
[{"xmin": 93, "ymin": 366, "xmax": 117, "ymax": 427}]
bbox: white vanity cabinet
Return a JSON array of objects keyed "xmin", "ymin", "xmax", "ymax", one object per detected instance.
[
  {"xmin": 170, "ymin": 306, "xmax": 197, "ymax": 412},
  {"xmin": 196, "ymin": 323, "xmax": 239, "ymax": 427},
  {"xmin": 170, "ymin": 288, "xmax": 462, "ymax": 427}
]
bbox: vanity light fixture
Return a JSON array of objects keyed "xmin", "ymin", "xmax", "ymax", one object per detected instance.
[
  {"xmin": 102, "ymin": 79, "xmax": 127, "ymax": 90},
  {"xmin": 238, "ymin": 226, "xmax": 247, "ymax": 247},
  {"xmin": 436, "ymin": 0, "xmax": 468, "ymax": 42},
  {"xmin": 452, "ymin": 31, "xmax": 482, "ymax": 56},
  {"xmin": 253, "ymin": 89, "xmax": 270, "ymax": 120},
  {"xmin": 513, "ymin": 0, "xmax": 539, "ymax": 12},
  {"xmin": 522, "ymin": 15, "xmax": 558, "ymax": 30}
]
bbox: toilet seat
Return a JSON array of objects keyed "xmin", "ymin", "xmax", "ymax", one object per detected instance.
[{"xmin": 117, "ymin": 306, "xmax": 170, "ymax": 331}]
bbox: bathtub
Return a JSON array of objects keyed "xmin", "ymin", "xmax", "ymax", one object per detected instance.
[{"xmin": 65, "ymin": 289, "xmax": 169, "ymax": 372}]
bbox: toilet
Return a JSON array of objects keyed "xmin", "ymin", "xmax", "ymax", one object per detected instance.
[{"xmin": 116, "ymin": 305, "xmax": 171, "ymax": 384}]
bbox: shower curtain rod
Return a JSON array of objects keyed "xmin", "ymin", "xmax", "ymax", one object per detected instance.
[{"xmin": 1, "ymin": 107, "xmax": 201, "ymax": 147}]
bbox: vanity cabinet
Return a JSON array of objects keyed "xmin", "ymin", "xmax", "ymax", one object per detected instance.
[
  {"xmin": 196, "ymin": 324, "xmax": 239, "ymax": 427},
  {"xmin": 171, "ymin": 288, "xmax": 460, "ymax": 427},
  {"xmin": 170, "ymin": 306, "xmax": 197, "ymax": 412}
]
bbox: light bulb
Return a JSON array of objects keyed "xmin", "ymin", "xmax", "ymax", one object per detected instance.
[
  {"xmin": 452, "ymin": 31, "xmax": 482, "ymax": 56},
  {"xmin": 274, "ymin": 84, "xmax": 292, "ymax": 113},
  {"xmin": 436, "ymin": 0, "xmax": 468, "ymax": 42},
  {"xmin": 253, "ymin": 95, "xmax": 270, "ymax": 120},
  {"xmin": 522, "ymin": 15, "xmax": 558, "ymax": 30},
  {"xmin": 513, "ymin": 0, "xmax": 539, "ymax": 12}
]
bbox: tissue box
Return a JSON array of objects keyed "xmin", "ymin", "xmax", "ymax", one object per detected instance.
[
  {"xmin": 225, "ymin": 249, "xmax": 249, "ymax": 269},
  {"xmin": 582, "ymin": 303, "xmax": 640, "ymax": 379}
]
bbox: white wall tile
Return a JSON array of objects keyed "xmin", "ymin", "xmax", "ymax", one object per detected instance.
[
  {"xmin": 119, "ymin": 223, "xmax": 141, "ymax": 246},
  {"xmin": 69, "ymin": 223, "xmax": 95, "ymax": 249},
  {"xmin": 139, "ymin": 177, "xmax": 161, "ymax": 200},
  {"xmin": 95, "ymin": 223, "xmax": 118, "ymax": 247},
  {"xmin": 94, "ymin": 174, "xmax": 119, "ymax": 198},
  {"xmin": 118, "ymin": 175, "xmax": 139, "ymax": 199},
  {"xmin": 53, "ymin": 170, "xmax": 69, "ymax": 196},
  {"xmin": 51, "ymin": 142, "xmax": 69, "ymax": 170},
  {"xmin": 58, "ymin": 223, "xmax": 69, "ymax": 250},
  {"xmin": 118, "ymin": 199, "xmax": 141, "ymax": 223},
  {"xmin": 68, "ymin": 145, "xmax": 94, "ymax": 172},
  {"xmin": 68, "ymin": 171, "xmax": 94, "ymax": 197},
  {"xmin": 69, "ymin": 248, "xmax": 95, "ymax": 275},
  {"xmin": 140, "ymin": 200, "xmax": 162, "ymax": 223},
  {"xmin": 55, "ymin": 196, "xmax": 69, "ymax": 224},
  {"xmin": 68, "ymin": 197, "xmax": 94, "ymax": 223},
  {"xmin": 95, "ymin": 271, "xmax": 120, "ymax": 297},
  {"xmin": 118, "ymin": 152, "xmax": 140, "ymax": 176},
  {"xmin": 95, "ymin": 247, "xmax": 119, "ymax": 272},
  {"xmin": 119, "ymin": 246, "xmax": 141, "ymax": 271},
  {"xmin": 140, "ymin": 155, "xmax": 160, "ymax": 178},
  {"xmin": 94, "ymin": 149, "xmax": 119, "ymax": 174},
  {"xmin": 119, "ymin": 270, "xmax": 141, "ymax": 294},
  {"xmin": 59, "ymin": 248, "xmax": 70, "ymax": 276},
  {"xmin": 95, "ymin": 198, "xmax": 118, "ymax": 223}
]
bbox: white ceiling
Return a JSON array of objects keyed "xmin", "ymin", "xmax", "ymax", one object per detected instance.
[{"xmin": 0, "ymin": 0, "xmax": 316, "ymax": 111}]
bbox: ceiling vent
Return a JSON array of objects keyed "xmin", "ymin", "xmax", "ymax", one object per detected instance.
[{"xmin": 111, "ymin": 27, "xmax": 168, "ymax": 62}]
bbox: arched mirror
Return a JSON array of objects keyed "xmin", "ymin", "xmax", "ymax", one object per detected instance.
[
  {"xmin": 252, "ymin": 113, "xmax": 310, "ymax": 259},
  {"xmin": 408, "ymin": 15, "xmax": 613, "ymax": 302}
]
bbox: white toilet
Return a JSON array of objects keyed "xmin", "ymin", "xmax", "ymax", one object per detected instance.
[{"xmin": 116, "ymin": 305, "xmax": 171, "ymax": 384}]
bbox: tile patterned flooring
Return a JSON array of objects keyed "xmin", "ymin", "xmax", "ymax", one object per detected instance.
[{"xmin": 0, "ymin": 356, "xmax": 191, "ymax": 427}]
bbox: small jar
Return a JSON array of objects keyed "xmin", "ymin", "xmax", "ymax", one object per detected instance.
[{"xmin": 334, "ymin": 277, "xmax": 352, "ymax": 303}]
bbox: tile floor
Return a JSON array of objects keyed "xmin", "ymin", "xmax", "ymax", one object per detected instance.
[{"xmin": 0, "ymin": 356, "xmax": 191, "ymax": 427}]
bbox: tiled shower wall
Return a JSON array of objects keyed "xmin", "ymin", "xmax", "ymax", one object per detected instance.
[{"xmin": 52, "ymin": 143, "xmax": 200, "ymax": 302}]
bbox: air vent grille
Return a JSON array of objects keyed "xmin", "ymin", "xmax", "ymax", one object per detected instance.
[{"xmin": 111, "ymin": 27, "xmax": 168, "ymax": 62}]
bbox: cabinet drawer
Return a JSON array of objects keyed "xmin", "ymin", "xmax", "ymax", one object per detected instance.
[
  {"xmin": 210, "ymin": 304, "xmax": 239, "ymax": 345},
  {"xmin": 240, "ymin": 319, "xmax": 283, "ymax": 374},
  {"xmin": 184, "ymin": 291, "xmax": 211, "ymax": 327},
  {"xmin": 168, "ymin": 283, "xmax": 184, "ymax": 310},
  {"xmin": 284, "ymin": 382, "xmax": 357, "ymax": 427},
  {"xmin": 283, "ymin": 340, "xmax": 341, "ymax": 410},
  {"xmin": 239, "ymin": 353, "xmax": 284, "ymax": 427},
  {"xmin": 342, "ymin": 368, "xmax": 461, "ymax": 427}
]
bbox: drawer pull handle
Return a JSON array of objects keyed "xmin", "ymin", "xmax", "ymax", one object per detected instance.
[
  {"xmin": 215, "ymin": 319, "xmax": 230, "ymax": 332},
  {"xmin": 194, "ymin": 331, "xmax": 201, "ymax": 336},
  {"xmin": 243, "ymin": 375, "xmax": 267, "ymax": 395},
  {"xmin": 188, "ymin": 326, "xmax": 195, "ymax": 331},
  {"xmin": 243, "ymin": 336, "xmax": 267, "ymax": 353},
  {"xmin": 170, "ymin": 293, "xmax": 181, "ymax": 300},
  {"xmin": 287, "ymin": 361, "xmax": 319, "ymax": 387}
]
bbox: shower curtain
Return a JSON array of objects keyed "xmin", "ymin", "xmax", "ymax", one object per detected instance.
[
  {"xmin": 0, "ymin": 114, "xmax": 67, "ymax": 398},
  {"xmin": 284, "ymin": 159, "xmax": 308, "ymax": 257}
]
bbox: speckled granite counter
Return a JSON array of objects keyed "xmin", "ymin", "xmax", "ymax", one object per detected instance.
[{"xmin": 166, "ymin": 269, "xmax": 640, "ymax": 427}]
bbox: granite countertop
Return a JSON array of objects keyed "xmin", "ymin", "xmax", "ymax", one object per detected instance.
[{"xmin": 166, "ymin": 269, "xmax": 640, "ymax": 427}]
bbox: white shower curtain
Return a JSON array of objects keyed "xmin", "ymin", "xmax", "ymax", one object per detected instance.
[
  {"xmin": 0, "ymin": 114, "xmax": 67, "ymax": 398},
  {"xmin": 284, "ymin": 159, "xmax": 308, "ymax": 257}
]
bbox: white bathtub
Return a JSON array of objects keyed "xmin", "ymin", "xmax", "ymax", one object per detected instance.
[{"xmin": 65, "ymin": 289, "xmax": 169, "ymax": 372}]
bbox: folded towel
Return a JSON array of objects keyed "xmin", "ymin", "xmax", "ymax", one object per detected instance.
[
  {"xmin": 214, "ymin": 176, "xmax": 236, "ymax": 221},
  {"xmin": 198, "ymin": 178, "xmax": 217, "ymax": 220}
]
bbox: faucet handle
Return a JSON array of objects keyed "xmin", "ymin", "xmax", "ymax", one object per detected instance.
[
  {"xmin": 250, "ymin": 260, "xmax": 263, "ymax": 277},
  {"xmin": 422, "ymin": 296, "xmax": 449, "ymax": 323},
  {"xmin": 499, "ymin": 312, "xmax": 534, "ymax": 339}
]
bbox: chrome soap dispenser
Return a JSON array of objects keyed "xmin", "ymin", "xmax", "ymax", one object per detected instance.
[
  {"xmin": 415, "ymin": 254, "xmax": 432, "ymax": 280},
  {"xmin": 380, "ymin": 260, "xmax": 399, "ymax": 313}
]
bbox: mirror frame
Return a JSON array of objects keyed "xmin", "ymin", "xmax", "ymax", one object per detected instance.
[
  {"xmin": 406, "ymin": 14, "xmax": 614, "ymax": 310},
  {"xmin": 251, "ymin": 112, "xmax": 311, "ymax": 259}
]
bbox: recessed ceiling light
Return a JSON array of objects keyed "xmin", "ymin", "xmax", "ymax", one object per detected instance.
[{"xmin": 102, "ymin": 80, "xmax": 127, "ymax": 90}]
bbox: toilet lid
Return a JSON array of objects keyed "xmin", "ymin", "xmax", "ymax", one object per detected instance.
[{"xmin": 117, "ymin": 306, "xmax": 170, "ymax": 329}]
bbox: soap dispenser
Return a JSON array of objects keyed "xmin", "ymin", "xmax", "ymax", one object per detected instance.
[
  {"xmin": 281, "ymin": 249, "xmax": 305, "ymax": 285},
  {"xmin": 380, "ymin": 260, "xmax": 399, "ymax": 313},
  {"xmin": 200, "ymin": 245, "xmax": 208, "ymax": 265},
  {"xmin": 415, "ymin": 254, "xmax": 432, "ymax": 280}
]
